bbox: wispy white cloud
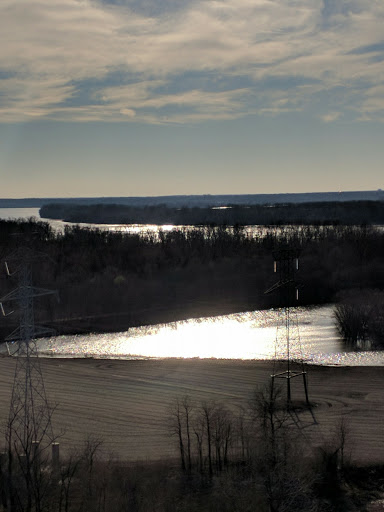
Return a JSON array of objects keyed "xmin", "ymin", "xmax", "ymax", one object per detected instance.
[
  {"xmin": 1, "ymin": 0, "xmax": 384, "ymax": 123},
  {"xmin": 320, "ymin": 111, "xmax": 342, "ymax": 123}
]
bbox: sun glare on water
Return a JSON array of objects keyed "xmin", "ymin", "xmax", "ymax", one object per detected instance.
[
  {"xmin": 32, "ymin": 305, "xmax": 384, "ymax": 366},
  {"xmin": 116, "ymin": 318, "xmax": 277, "ymax": 359}
]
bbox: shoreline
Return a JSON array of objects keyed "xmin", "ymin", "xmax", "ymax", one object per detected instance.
[{"xmin": 3, "ymin": 342, "xmax": 384, "ymax": 368}]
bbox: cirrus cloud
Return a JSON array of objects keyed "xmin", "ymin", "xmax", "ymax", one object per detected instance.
[{"xmin": 1, "ymin": 0, "xmax": 384, "ymax": 123}]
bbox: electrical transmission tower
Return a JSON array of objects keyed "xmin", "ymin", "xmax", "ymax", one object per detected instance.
[
  {"xmin": 265, "ymin": 247, "xmax": 309, "ymax": 407},
  {"xmin": 0, "ymin": 246, "xmax": 58, "ymax": 508}
]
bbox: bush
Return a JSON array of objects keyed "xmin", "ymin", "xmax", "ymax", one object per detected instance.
[{"xmin": 334, "ymin": 290, "xmax": 384, "ymax": 348}]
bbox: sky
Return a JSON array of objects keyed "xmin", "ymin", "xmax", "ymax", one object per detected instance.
[{"xmin": 0, "ymin": 0, "xmax": 384, "ymax": 198}]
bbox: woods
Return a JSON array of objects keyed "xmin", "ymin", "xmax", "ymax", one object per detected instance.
[
  {"xmin": 40, "ymin": 200, "xmax": 384, "ymax": 226},
  {"xmin": 1, "ymin": 218, "xmax": 384, "ymax": 341}
]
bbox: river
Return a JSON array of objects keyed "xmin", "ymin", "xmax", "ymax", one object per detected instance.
[
  {"xmin": 1, "ymin": 208, "xmax": 384, "ymax": 365},
  {"xmin": 0, "ymin": 207, "xmax": 184, "ymax": 235},
  {"xmin": 17, "ymin": 304, "xmax": 381, "ymax": 365}
]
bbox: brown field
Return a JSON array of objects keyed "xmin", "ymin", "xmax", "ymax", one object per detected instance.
[{"xmin": 0, "ymin": 356, "xmax": 383, "ymax": 465}]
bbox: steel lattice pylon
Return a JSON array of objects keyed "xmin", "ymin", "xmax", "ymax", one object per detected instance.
[
  {"xmin": 0, "ymin": 247, "xmax": 57, "ymax": 459},
  {"xmin": 265, "ymin": 246, "xmax": 309, "ymax": 407}
]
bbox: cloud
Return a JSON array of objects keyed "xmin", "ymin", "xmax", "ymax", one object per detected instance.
[
  {"xmin": 320, "ymin": 112, "xmax": 342, "ymax": 123},
  {"xmin": 120, "ymin": 108, "xmax": 136, "ymax": 117},
  {"xmin": 1, "ymin": 0, "xmax": 384, "ymax": 123},
  {"xmin": 348, "ymin": 41, "xmax": 384, "ymax": 55}
]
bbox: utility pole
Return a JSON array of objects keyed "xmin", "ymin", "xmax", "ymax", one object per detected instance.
[
  {"xmin": 265, "ymin": 247, "xmax": 309, "ymax": 407},
  {"xmin": 0, "ymin": 246, "xmax": 58, "ymax": 511}
]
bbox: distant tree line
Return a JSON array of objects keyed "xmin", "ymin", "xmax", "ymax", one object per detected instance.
[
  {"xmin": 40, "ymin": 200, "xmax": 384, "ymax": 226},
  {"xmin": 1, "ymin": 218, "xmax": 384, "ymax": 341}
]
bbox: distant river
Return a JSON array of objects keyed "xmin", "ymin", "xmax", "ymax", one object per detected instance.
[
  {"xmin": 2, "ymin": 208, "xmax": 384, "ymax": 366},
  {"xmin": 0, "ymin": 207, "xmax": 169, "ymax": 234}
]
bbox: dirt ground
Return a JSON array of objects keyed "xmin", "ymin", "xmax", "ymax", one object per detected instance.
[{"xmin": 0, "ymin": 356, "xmax": 383, "ymax": 465}]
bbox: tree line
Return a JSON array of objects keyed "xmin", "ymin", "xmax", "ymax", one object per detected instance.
[
  {"xmin": 1, "ymin": 219, "xmax": 384, "ymax": 341},
  {"xmin": 40, "ymin": 200, "xmax": 384, "ymax": 226}
]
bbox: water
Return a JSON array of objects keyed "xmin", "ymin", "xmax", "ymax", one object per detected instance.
[
  {"xmin": 2, "ymin": 208, "xmax": 384, "ymax": 366},
  {"xmin": 1, "ymin": 304, "xmax": 379, "ymax": 365},
  {"xmin": 0, "ymin": 207, "xmax": 41, "ymax": 220},
  {"xmin": 0, "ymin": 207, "xmax": 187, "ymax": 235}
]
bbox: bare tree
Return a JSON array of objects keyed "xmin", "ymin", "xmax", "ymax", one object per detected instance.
[
  {"xmin": 201, "ymin": 401, "xmax": 216, "ymax": 477},
  {"xmin": 212, "ymin": 406, "xmax": 233, "ymax": 471},
  {"xmin": 182, "ymin": 396, "xmax": 193, "ymax": 472},
  {"xmin": 168, "ymin": 398, "xmax": 186, "ymax": 471},
  {"xmin": 82, "ymin": 435, "xmax": 104, "ymax": 498},
  {"xmin": 192, "ymin": 411, "xmax": 205, "ymax": 474},
  {"xmin": 4, "ymin": 402, "xmax": 60, "ymax": 512},
  {"xmin": 335, "ymin": 415, "xmax": 350, "ymax": 472},
  {"xmin": 250, "ymin": 382, "xmax": 314, "ymax": 512},
  {"xmin": 234, "ymin": 406, "xmax": 250, "ymax": 461},
  {"xmin": 57, "ymin": 454, "xmax": 80, "ymax": 512}
]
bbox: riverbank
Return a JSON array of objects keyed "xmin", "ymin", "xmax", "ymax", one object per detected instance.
[{"xmin": 0, "ymin": 357, "xmax": 383, "ymax": 465}]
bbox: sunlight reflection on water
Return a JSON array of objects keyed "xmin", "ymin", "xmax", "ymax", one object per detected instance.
[{"xmin": 32, "ymin": 305, "xmax": 384, "ymax": 366}]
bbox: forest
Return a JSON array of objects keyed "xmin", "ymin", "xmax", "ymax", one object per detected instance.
[
  {"xmin": 1, "ymin": 217, "xmax": 384, "ymax": 343},
  {"xmin": 40, "ymin": 199, "xmax": 384, "ymax": 226}
]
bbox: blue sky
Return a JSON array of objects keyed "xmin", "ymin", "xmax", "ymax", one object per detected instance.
[{"xmin": 1, "ymin": 0, "xmax": 383, "ymax": 198}]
